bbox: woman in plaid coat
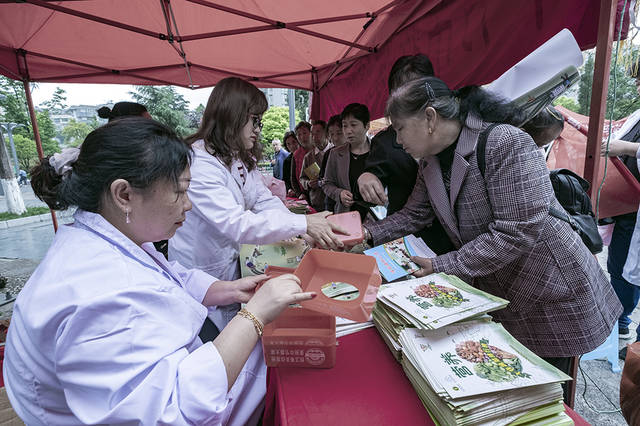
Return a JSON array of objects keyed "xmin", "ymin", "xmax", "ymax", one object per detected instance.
[{"xmin": 364, "ymin": 76, "xmax": 622, "ymax": 381}]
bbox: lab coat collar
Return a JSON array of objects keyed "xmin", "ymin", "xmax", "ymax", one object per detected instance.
[{"xmin": 73, "ymin": 210, "xmax": 171, "ymax": 279}]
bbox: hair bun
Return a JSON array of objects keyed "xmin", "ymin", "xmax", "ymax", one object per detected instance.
[{"xmin": 97, "ymin": 106, "xmax": 112, "ymax": 119}]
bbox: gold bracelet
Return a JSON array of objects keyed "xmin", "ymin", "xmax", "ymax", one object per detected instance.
[{"xmin": 237, "ymin": 308, "xmax": 264, "ymax": 337}]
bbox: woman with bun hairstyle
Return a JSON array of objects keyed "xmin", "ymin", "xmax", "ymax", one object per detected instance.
[
  {"xmin": 169, "ymin": 77, "xmax": 344, "ymax": 329},
  {"xmin": 97, "ymin": 101, "xmax": 151, "ymax": 121},
  {"xmin": 362, "ymin": 77, "xmax": 621, "ymax": 400},
  {"xmin": 4, "ymin": 118, "xmax": 313, "ymax": 425}
]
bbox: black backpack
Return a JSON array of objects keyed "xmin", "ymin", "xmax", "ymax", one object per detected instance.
[{"xmin": 477, "ymin": 124, "xmax": 603, "ymax": 254}]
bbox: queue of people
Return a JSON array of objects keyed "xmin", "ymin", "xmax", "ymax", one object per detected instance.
[{"xmin": 2, "ymin": 53, "xmax": 626, "ymax": 423}]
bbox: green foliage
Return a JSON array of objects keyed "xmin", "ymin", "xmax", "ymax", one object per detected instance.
[
  {"xmin": 12, "ymin": 134, "xmax": 37, "ymax": 170},
  {"xmin": 261, "ymin": 106, "xmax": 300, "ymax": 157},
  {"xmin": 577, "ymin": 49, "xmax": 640, "ymax": 120},
  {"xmin": 130, "ymin": 86, "xmax": 194, "ymax": 137},
  {"xmin": 61, "ymin": 119, "xmax": 93, "ymax": 147},
  {"xmin": 553, "ymin": 96, "xmax": 580, "ymax": 112},
  {"xmin": 42, "ymin": 87, "xmax": 67, "ymax": 111},
  {"xmin": 35, "ymin": 110, "xmax": 60, "ymax": 156},
  {"xmin": 187, "ymin": 103, "xmax": 205, "ymax": 129},
  {"xmin": 294, "ymin": 89, "xmax": 309, "ymax": 122},
  {"xmin": 0, "ymin": 206, "xmax": 51, "ymax": 221},
  {"xmin": 0, "ymin": 77, "xmax": 30, "ymax": 129}
]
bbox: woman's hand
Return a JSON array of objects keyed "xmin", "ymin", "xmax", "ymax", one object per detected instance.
[
  {"xmin": 202, "ymin": 275, "xmax": 267, "ymax": 307},
  {"xmin": 601, "ymin": 139, "xmax": 640, "ymax": 157},
  {"xmin": 340, "ymin": 190, "xmax": 354, "ymax": 207},
  {"xmin": 357, "ymin": 172, "xmax": 387, "ymax": 206},
  {"xmin": 305, "ymin": 211, "xmax": 346, "ymax": 250},
  {"xmin": 410, "ymin": 256, "xmax": 434, "ymax": 278},
  {"xmin": 245, "ymin": 274, "xmax": 316, "ymax": 324}
]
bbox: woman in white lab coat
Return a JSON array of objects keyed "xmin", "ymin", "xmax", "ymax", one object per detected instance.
[
  {"xmin": 169, "ymin": 77, "xmax": 344, "ymax": 327},
  {"xmin": 4, "ymin": 118, "xmax": 314, "ymax": 425}
]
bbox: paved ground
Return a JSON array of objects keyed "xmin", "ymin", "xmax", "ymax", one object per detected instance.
[{"xmin": 0, "ymin": 206, "xmax": 633, "ymax": 424}]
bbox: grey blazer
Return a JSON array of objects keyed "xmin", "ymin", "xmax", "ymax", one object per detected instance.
[
  {"xmin": 321, "ymin": 144, "xmax": 353, "ymax": 213},
  {"xmin": 367, "ymin": 113, "xmax": 622, "ymax": 357}
]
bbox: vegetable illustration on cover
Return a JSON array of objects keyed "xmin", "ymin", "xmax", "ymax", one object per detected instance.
[
  {"xmin": 456, "ymin": 339, "xmax": 531, "ymax": 382},
  {"xmin": 412, "ymin": 282, "xmax": 469, "ymax": 308}
]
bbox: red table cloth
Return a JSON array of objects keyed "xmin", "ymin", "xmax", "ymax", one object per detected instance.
[{"xmin": 263, "ymin": 327, "xmax": 590, "ymax": 426}]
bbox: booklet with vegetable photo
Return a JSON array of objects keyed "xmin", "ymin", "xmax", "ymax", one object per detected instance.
[
  {"xmin": 364, "ymin": 235, "xmax": 436, "ymax": 282},
  {"xmin": 376, "ymin": 273, "xmax": 509, "ymax": 330}
]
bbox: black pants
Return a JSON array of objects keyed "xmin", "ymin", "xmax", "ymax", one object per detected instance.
[{"xmin": 542, "ymin": 356, "xmax": 574, "ymax": 405}]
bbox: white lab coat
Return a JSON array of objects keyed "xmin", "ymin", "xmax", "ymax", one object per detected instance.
[
  {"xmin": 169, "ymin": 140, "xmax": 306, "ymax": 326},
  {"xmin": 623, "ymin": 151, "xmax": 640, "ymax": 284},
  {"xmin": 3, "ymin": 210, "xmax": 266, "ymax": 425}
]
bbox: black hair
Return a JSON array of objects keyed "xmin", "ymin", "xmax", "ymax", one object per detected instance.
[
  {"xmin": 386, "ymin": 76, "xmax": 526, "ymax": 126},
  {"xmin": 341, "ymin": 103, "xmax": 370, "ymax": 126},
  {"xmin": 31, "ymin": 117, "xmax": 191, "ymax": 212},
  {"xmin": 388, "ymin": 54, "xmax": 435, "ymax": 93},
  {"xmin": 311, "ymin": 119, "xmax": 327, "ymax": 131},
  {"xmin": 521, "ymin": 106, "xmax": 564, "ymax": 147},
  {"xmin": 327, "ymin": 114, "xmax": 342, "ymax": 129},
  {"xmin": 97, "ymin": 102, "xmax": 148, "ymax": 121},
  {"xmin": 295, "ymin": 121, "xmax": 311, "ymax": 132}
]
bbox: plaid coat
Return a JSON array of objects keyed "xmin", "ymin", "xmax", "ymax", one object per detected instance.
[{"xmin": 367, "ymin": 113, "xmax": 622, "ymax": 357}]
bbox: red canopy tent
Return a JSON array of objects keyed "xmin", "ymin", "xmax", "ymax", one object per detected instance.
[
  {"xmin": 0, "ymin": 0, "xmax": 627, "ymax": 119},
  {"xmin": 0, "ymin": 0, "xmax": 634, "ymax": 228}
]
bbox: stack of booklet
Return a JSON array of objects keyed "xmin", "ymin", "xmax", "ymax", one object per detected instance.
[
  {"xmin": 372, "ymin": 273, "xmax": 509, "ymax": 359},
  {"xmin": 399, "ymin": 319, "xmax": 572, "ymax": 425},
  {"xmin": 336, "ymin": 317, "xmax": 374, "ymax": 338}
]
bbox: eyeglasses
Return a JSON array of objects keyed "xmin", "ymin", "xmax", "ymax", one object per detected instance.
[{"xmin": 251, "ymin": 115, "xmax": 263, "ymax": 131}]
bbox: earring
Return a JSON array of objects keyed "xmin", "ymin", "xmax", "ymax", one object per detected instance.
[
  {"xmin": 428, "ymin": 128, "xmax": 433, "ymax": 134},
  {"xmin": 125, "ymin": 209, "xmax": 130, "ymax": 224}
]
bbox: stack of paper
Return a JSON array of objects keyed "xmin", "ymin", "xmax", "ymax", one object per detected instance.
[
  {"xmin": 284, "ymin": 198, "xmax": 311, "ymax": 214},
  {"xmin": 376, "ymin": 273, "xmax": 508, "ymax": 328},
  {"xmin": 335, "ymin": 317, "xmax": 374, "ymax": 338},
  {"xmin": 399, "ymin": 319, "xmax": 572, "ymax": 425},
  {"xmin": 239, "ymin": 238, "xmax": 310, "ymax": 277}
]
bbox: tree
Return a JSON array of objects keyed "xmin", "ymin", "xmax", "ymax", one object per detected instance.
[
  {"xmin": 62, "ymin": 119, "xmax": 93, "ymax": 147},
  {"xmin": 261, "ymin": 106, "xmax": 300, "ymax": 157},
  {"xmin": 187, "ymin": 103, "xmax": 205, "ymax": 129},
  {"xmin": 0, "ymin": 77, "xmax": 30, "ymax": 131},
  {"xmin": 42, "ymin": 87, "xmax": 67, "ymax": 111},
  {"xmin": 35, "ymin": 110, "xmax": 60, "ymax": 155},
  {"xmin": 553, "ymin": 96, "xmax": 580, "ymax": 113},
  {"xmin": 294, "ymin": 89, "xmax": 310, "ymax": 122},
  {"xmin": 577, "ymin": 49, "xmax": 640, "ymax": 120},
  {"xmin": 131, "ymin": 86, "xmax": 194, "ymax": 136},
  {"xmin": 13, "ymin": 134, "xmax": 38, "ymax": 170}
]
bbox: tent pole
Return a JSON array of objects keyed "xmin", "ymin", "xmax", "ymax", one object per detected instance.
[
  {"xmin": 584, "ymin": 0, "xmax": 617, "ymax": 200},
  {"xmin": 23, "ymin": 79, "xmax": 58, "ymax": 232}
]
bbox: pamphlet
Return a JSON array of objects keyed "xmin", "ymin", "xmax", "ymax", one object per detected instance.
[
  {"xmin": 376, "ymin": 273, "xmax": 508, "ymax": 330},
  {"xmin": 239, "ymin": 238, "xmax": 310, "ymax": 277},
  {"xmin": 303, "ymin": 162, "xmax": 320, "ymax": 180},
  {"xmin": 364, "ymin": 235, "xmax": 436, "ymax": 282}
]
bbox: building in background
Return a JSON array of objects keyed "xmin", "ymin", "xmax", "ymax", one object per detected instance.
[
  {"xmin": 49, "ymin": 104, "xmax": 109, "ymax": 131},
  {"xmin": 261, "ymin": 88, "xmax": 288, "ymax": 108}
]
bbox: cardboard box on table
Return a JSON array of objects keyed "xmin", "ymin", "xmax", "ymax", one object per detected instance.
[{"xmin": 263, "ymin": 249, "xmax": 381, "ymax": 368}]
